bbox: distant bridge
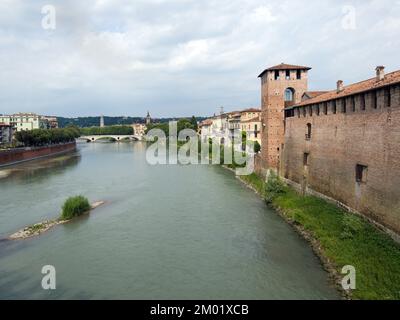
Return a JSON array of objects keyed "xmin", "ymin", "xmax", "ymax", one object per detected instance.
[{"xmin": 78, "ymin": 135, "xmax": 143, "ymax": 142}]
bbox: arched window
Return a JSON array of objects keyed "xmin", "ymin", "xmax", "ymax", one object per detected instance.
[{"xmin": 284, "ymin": 88, "xmax": 295, "ymax": 102}]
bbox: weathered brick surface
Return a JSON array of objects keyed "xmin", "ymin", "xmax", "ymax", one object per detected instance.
[{"xmin": 283, "ymin": 84, "xmax": 400, "ymax": 234}]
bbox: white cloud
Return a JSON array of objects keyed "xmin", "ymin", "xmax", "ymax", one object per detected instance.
[{"xmin": 0, "ymin": 0, "xmax": 399, "ymax": 117}]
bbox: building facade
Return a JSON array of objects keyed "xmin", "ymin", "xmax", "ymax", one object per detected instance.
[
  {"xmin": 0, "ymin": 113, "xmax": 50, "ymax": 132},
  {"xmin": 240, "ymin": 108, "xmax": 261, "ymax": 146},
  {"xmin": 282, "ymin": 66, "xmax": 400, "ymax": 235},
  {"xmin": 258, "ymin": 63, "xmax": 311, "ymax": 170}
]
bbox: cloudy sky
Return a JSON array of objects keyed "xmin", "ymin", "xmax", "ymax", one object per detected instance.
[{"xmin": 0, "ymin": 0, "xmax": 399, "ymax": 118}]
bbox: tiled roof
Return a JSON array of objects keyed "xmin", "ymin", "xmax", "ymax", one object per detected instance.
[
  {"xmin": 292, "ymin": 69, "xmax": 400, "ymax": 108},
  {"xmin": 258, "ymin": 63, "xmax": 311, "ymax": 78},
  {"xmin": 240, "ymin": 108, "xmax": 261, "ymax": 113},
  {"xmin": 302, "ymin": 91, "xmax": 329, "ymax": 99},
  {"xmin": 199, "ymin": 119, "xmax": 213, "ymax": 127}
]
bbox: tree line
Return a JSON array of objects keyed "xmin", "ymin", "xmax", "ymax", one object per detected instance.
[
  {"xmin": 15, "ymin": 127, "xmax": 80, "ymax": 147},
  {"xmin": 80, "ymin": 125, "xmax": 134, "ymax": 136}
]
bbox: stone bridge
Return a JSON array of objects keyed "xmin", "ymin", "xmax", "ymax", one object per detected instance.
[{"xmin": 78, "ymin": 135, "xmax": 143, "ymax": 142}]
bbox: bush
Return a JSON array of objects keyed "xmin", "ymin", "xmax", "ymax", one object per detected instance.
[
  {"xmin": 265, "ymin": 171, "xmax": 286, "ymax": 204},
  {"xmin": 61, "ymin": 196, "xmax": 91, "ymax": 220}
]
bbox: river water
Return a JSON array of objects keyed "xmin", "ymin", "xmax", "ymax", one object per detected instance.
[{"xmin": 0, "ymin": 142, "xmax": 339, "ymax": 299}]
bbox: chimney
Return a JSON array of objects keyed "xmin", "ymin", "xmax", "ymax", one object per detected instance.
[
  {"xmin": 376, "ymin": 66, "xmax": 385, "ymax": 81},
  {"xmin": 337, "ymin": 80, "xmax": 344, "ymax": 93}
]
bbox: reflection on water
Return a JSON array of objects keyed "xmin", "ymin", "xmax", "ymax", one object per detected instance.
[{"xmin": 0, "ymin": 153, "xmax": 81, "ymax": 183}]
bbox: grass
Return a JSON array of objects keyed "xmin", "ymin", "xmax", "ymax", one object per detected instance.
[
  {"xmin": 240, "ymin": 173, "xmax": 400, "ymax": 300},
  {"xmin": 61, "ymin": 195, "xmax": 91, "ymax": 220}
]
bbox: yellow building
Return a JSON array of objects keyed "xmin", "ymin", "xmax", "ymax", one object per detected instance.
[{"xmin": 240, "ymin": 108, "xmax": 261, "ymax": 146}]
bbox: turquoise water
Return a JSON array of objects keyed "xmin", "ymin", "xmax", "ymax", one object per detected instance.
[{"xmin": 0, "ymin": 142, "xmax": 339, "ymax": 299}]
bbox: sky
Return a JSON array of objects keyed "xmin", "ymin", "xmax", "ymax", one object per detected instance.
[{"xmin": 0, "ymin": 0, "xmax": 399, "ymax": 118}]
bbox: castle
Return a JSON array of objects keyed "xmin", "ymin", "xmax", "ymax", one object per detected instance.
[{"xmin": 258, "ymin": 63, "xmax": 400, "ymax": 236}]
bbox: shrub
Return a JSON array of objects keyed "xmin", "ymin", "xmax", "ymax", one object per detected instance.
[
  {"xmin": 265, "ymin": 171, "xmax": 286, "ymax": 204},
  {"xmin": 61, "ymin": 196, "xmax": 91, "ymax": 220}
]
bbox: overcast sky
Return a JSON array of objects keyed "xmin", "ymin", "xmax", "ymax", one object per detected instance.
[{"xmin": 0, "ymin": 0, "xmax": 399, "ymax": 118}]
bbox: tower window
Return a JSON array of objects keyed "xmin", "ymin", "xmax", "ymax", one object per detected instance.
[
  {"xmin": 274, "ymin": 70, "xmax": 280, "ymax": 80},
  {"xmin": 356, "ymin": 164, "xmax": 368, "ymax": 183},
  {"xmin": 323, "ymin": 102, "xmax": 328, "ymax": 115},
  {"xmin": 284, "ymin": 88, "xmax": 295, "ymax": 102},
  {"xmin": 332, "ymin": 100, "xmax": 337, "ymax": 114},
  {"xmin": 296, "ymin": 70, "xmax": 301, "ymax": 80},
  {"xmin": 342, "ymin": 98, "xmax": 347, "ymax": 113},
  {"xmin": 285, "ymin": 70, "xmax": 290, "ymax": 80}
]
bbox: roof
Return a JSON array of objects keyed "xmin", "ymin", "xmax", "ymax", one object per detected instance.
[
  {"xmin": 199, "ymin": 119, "xmax": 213, "ymax": 127},
  {"xmin": 241, "ymin": 116, "xmax": 261, "ymax": 124},
  {"xmin": 240, "ymin": 108, "xmax": 261, "ymax": 113},
  {"xmin": 291, "ymin": 69, "xmax": 400, "ymax": 108},
  {"xmin": 258, "ymin": 63, "xmax": 311, "ymax": 78},
  {"xmin": 302, "ymin": 91, "xmax": 329, "ymax": 99}
]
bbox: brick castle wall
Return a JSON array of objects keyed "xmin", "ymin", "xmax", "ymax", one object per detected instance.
[
  {"xmin": 282, "ymin": 84, "xmax": 400, "ymax": 234},
  {"xmin": 0, "ymin": 142, "xmax": 76, "ymax": 167}
]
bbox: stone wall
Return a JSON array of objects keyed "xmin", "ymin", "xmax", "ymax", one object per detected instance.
[
  {"xmin": 0, "ymin": 142, "xmax": 76, "ymax": 167},
  {"xmin": 282, "ymin": 84, "xmax": 400, "ymax": 234}
]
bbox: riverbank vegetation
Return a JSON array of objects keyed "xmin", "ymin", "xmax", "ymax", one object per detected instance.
[
  {"xmin": 14, "ymin": 127, "xmax": 80, "ymax": 147},
  {"xmin": 145, "ymin": 117, "xmax": 198, "ymax": 135},
  {"xmin": 61, "ymin": 196, "xmax": 91, "ymax": 220},
  {"xmin": 240, "ymin": 172, "xmax": 400, "ymax": 300}
]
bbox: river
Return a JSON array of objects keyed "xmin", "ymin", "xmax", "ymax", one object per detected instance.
[{"xmin": 0, "ymin": 142, "xmax": 339, "ymax": 299}]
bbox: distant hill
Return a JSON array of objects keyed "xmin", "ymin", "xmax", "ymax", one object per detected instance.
[{"xmin": 57, "ymin": 116, "xmax": 208, "ymax": 128}]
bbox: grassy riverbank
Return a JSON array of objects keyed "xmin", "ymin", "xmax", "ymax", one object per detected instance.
[{"xmin": 240, "ymin": 173, "xmax": 400, "ymax": 300}]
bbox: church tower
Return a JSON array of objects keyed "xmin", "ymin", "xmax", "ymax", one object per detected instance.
[
  {"xmin": 146, "ymin": 111, "xmax": 151, "ymax": 125},
  {"xmin": 258, "ymin": 63, "xmax": 311, "ymax": 171}
]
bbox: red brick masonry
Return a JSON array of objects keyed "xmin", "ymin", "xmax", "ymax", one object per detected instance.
[{"xmin": 0, "ymin": 142, "xmax": 76, "ymax": 167}]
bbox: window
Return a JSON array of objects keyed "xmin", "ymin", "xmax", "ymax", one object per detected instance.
[
  {"xmin": 360, "ymin": 94, "xmax": 366, "ymax": 110},
  {"xmin": 323, "ymin": 102, "xmax": 328, "ymax": 115},
  {"xmin": 372, "ymin": 91, "xmax": 377, "ymax": 109},
  {"xmin": 255, "ymin": 124, "xmax": 258, "ymax": 138},
  {"xmin": 296, "ymin": 70, "xmax": 301, "ymax": 80},
  {"xmin": 332, "ymin": 100, "xmax": 337, "ymax": 114},
  {"xmin": 306, "ymin": 123, "xmax": 312, "ymax": 140},
  {"xmin": 351, "ymin": 96, "xmax": 355, "ymax": 112},
  {"xmin": 303, "ymin": 153, "xmax": 309, "ymax": 166},
  {"xmin": 284, "ymin": 88, "xmax": 295, "ymax": 102},
  {"xmin": 274, "ymin": 70, "xmax": 280, "ymax": 80},
  {"xmin": 384, "ymin": 87, "xmax": 391, "ymax": 107},
  {"xmin": 309, "ymin": 106, "xmax": 313, "ymax": 116},
  {"xmin": 356, "ymin": 164, "xmax": 368, "ymax": 183},
  {"xmin": 303, "ymin": 108, "xmax": 306, "ymax": 117},
  {"xmin": 285, "ymin": 70, "xmax": 290, "ymax": 80},
  {"xmin": 342, "ymin": 98, "xmax": 347, "ymax": 113},
  {"xmin": 316, "ymin": 104, "xmax": 320, "ymax": 116}
]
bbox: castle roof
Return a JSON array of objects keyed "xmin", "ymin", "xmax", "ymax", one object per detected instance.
[
  {"xmin": 291, "ymin": 69, "xmax": 400, "ymax": 108},
  {"xmin": 258, "ymin": 63, "xmax": 311, "ymax": 78}
]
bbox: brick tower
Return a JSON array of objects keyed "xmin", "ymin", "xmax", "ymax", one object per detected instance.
[{"xmin": 258, "ymin": 63, "xmax": 311, "ymax": 171}]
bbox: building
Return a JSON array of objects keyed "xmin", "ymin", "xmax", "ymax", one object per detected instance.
[
  {"xmin": 132, "ymin": 123, "xmax": 147, "ymax": 136},
  {"xmin": 199, "ymin": 119, "xmax": 214, "ymax": 142},
  {"xmin": 240, "ymin": 108, "xmax": 261, "ymax": 146},
  {"xmin": 258, "ymin": 63, "xmax": 311, "ymax": 170},
  {"xmin": 100, "ymin": 115, "xmax": 105, "ymax": 128},
  {"xmin": 0, "ymin": 123, "xmax": 14, "ymax": 145},
  {"xmin": 0, "ymin": 113, "xmax": 49, "ymax": 132},
  {"xmin": 42, "ymin": 116, "xmax": 58, "ymax": 129},
  {"xmin": 282, "ymin": 66, "xmax": 400, "ymax": 235}
]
